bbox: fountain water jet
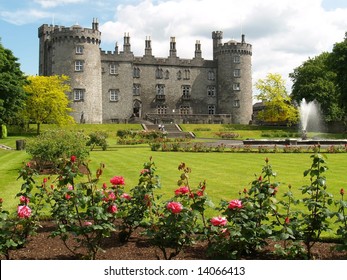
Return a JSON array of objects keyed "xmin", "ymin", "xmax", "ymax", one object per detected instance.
[{"xmin": 299, "ymin": 99, "xmax": 324, "ymax": 138}]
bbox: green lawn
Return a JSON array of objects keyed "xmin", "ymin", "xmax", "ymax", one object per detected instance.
[{"xmin": 1, "ymin": 142, "xmax": 346, "ymax": 215}]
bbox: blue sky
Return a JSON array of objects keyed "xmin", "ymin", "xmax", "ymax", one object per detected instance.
[{"xmin": 1, "ymin": 0, "xmax": 347, "ymax": 93}]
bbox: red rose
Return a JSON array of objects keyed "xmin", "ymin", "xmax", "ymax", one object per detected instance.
[
  {"xmin": 107, "ymin": 204, "xmax": 118, "ymax": 214},
  {"xmin": 174, "ymin": 186, "xmax": 189, "ymax": 196},
  {"xmin": 110, "ymin": 176, "xmax": 125, "ymax": 186},
  {"xmin": 167, "ymin": 201, "xmax": 183, "ymax": 214},
  {"xmin": 70, "ymin": 155, "xmax": 76, "ymax": 163},
  {"xmin": 121, "ymin": 193, "xmax": 131, "ymax": 200},
  {"xmin": 340, "ymin": 188, "xmax": 345, "ymax": 196}
]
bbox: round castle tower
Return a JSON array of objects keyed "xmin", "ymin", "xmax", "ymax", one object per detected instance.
[
  {"xmin": 212, "ymin": 31, "xmax": 252, "ymax": 124},
  {"xmin": 38, "ymin": 19, "xmax": 103, "ymax": 123}
]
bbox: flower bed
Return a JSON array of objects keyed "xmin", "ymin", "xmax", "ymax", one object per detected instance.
[{"xmin": 1, "ymin": 152, "xmax": 347, "ymax": 260}]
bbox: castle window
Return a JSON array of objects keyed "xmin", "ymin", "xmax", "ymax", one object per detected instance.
[
  {"xmin": 133, "ymin": 67, "xmax": 140, "ymax": 78},
  {"xmin": 207, "ymin": 86, "xmax": 216, "ymax": 97},
  {"xmin": 157, "ymin": 105, "xmax": 167, "ymax": 114},
  {"xmin": 208, "ymin": 105, "xmax": 215, "ymax": 115},
  {"xmin": 233, "ymin": 69, "xmax": 241, "ymax": 77},
  {"xmin": 180, "ymin": 105, "xmax": 190, "ymax": 115},
  {"xmin": 156, "ymin": 84, "xmax": 165, "ymax": 95},
  {"xmin": 183, "ymin": 69, "xmax": 190, "ymax": 80},
  {"xmin": 177, "ymin": 70, "xmax": 182, "ymax": 80},
  {"xmin": 109, "ymin": 63, "xmax": 118, "ymax": 75},
  {"xmin": 156, "ymin": 67, "xmax": 163, "ymax": 79},
  {"xmin": 75, "ymin": 45, "xmax": 83, "ymax": 54},
  {"xmin": 109, "ymin": 89, "xmax": 119, "ymax": 102},
  {"xmin": 165, "ymin": 70, "xmax": 170, "ymax": 79},
  {"xmin": 75, "ymin": 60, "xmax": 84, "ymax": 71},
  {"xmin": 73, "ymin": 89, "xmax": 85, "ymax": 101},
  {"xmin": 133, "ymin": 84, "xmax": 141, "ymax": 96},
  {"xmin": 208, "ymin": 70, "xmax": 215, "ymax": 80},
  {"xmin": 233, "ymin": 56, "xmax": 240, "ymax": 63},
  {"xmin": 233, "ymin": 83, "xmax": 240, "ymax": 91},
  {"xmin": 234, "ymin": 100, "xmax": 240, "ymax": 107},
  {"xmin": 182, "ymin": 85, "xmax": 190, "ymax": 96}
]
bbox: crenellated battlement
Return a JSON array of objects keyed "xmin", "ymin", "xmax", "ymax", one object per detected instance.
[
  {"xmin": 215, "ymin": 42, "xmax": 252, "ymax": 56},
  {"xmin": 39, "ymin": 23, "xmax": 101, "ymax": 45}
]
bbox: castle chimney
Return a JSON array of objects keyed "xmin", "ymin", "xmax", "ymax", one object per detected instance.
[
  {"xmin": 195, "ymin": 40, "xmax": 202, "ymax": 59},
  {"xmin": 123, "ymin": 32, "xmax": 131, "ymax": 53},
  {"xmin": 145, "ymin": 36, "xmax": 152, "ymax": 56},
  {"xmin": 92, "ymin": 18, "xmax": 99, "ymax": 31},
  {"xmin": 115, "ymin": 42, "xmax": 118, "ymax": 54},
  {"xmin": 169, "ymin": 37, "xmax": 177, "ymax": 57},
  {"xmin": 241, "ymin": 34, "xmax": 245, "ymax": 44}
]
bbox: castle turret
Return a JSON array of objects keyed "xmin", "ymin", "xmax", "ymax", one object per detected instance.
[
  {"xmin": 213, "ymin": 32, "xmax": 253, "ymax": 124},
  {"xmin": 38, "ymin": 19, "xmax": 103, "ymax": 123}
]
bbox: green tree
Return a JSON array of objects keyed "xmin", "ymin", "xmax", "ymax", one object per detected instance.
[
  {"xmin": 290, "ymin": 53, "xmax": 343, "ymax": 122},
  {"xmin": 23, "ymin": 75, "xmax": 75, "ymax": 134},
  {"xmin": 329, "ymin": 33, "xmax": 347, "ymax": 116},
  {"xmin": 0, "ymin": 41, "xmax": 28, "ymax": 137},
  {"xmin": 255, "ymin": 73, "xmax": 299, "ymax": 126}
]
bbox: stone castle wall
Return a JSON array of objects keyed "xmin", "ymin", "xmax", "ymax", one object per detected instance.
[{"xmin": 38, "ymin": 20, "xmax": 253, "ymax": 124}]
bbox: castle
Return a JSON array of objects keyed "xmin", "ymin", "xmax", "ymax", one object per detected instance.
[{"xmin": 38, "ymin": 19, "xmax": 253, "ymax": 124}]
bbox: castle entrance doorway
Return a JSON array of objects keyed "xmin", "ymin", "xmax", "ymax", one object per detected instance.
[{"xmin": 133, "ymin": 100, "xmax": 142, "ymax": 117}]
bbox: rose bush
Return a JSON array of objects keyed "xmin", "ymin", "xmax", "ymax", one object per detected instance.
[{"xmin": 2, "ymin": 151, "xmax": 347, "ymax": 260}]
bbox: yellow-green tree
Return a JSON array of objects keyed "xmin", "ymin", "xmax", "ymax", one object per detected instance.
[
  {"xmin": 23, "ymin": 75, "xmax": 75, "ymax": 134},
  {"xmin": 255, "ymin": 73, "xmax": 299, "ymax": 126}
]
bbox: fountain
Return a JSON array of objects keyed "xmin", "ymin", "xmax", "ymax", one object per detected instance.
[
  {"xmin": 299, "ymin": 99, "xmax": 324, "ymax": 139},
  {"xmin": 242, "ymin": 98, "xmax": 347, "ymax": 146}
]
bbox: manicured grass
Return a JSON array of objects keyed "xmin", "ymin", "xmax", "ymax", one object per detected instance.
[
  {"xmin": 179, "ymin": 123, "xmax": 346, "ymax": 140},
  {"xmin": 1, "ymin": 142, "xmax": 346, "ymax": 215}
]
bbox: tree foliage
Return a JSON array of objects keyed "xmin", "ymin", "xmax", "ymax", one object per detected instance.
[
  {"xmin": 0, "ymin": 41, "xmax": 27, "ymax": 127},
  {"xmin": 329, "ymin": 33, "xmax": 347, "ymax": 114},
  {"xmin": 255, "ymin": 73, "xmax": 299, "ymax": 126},
  {"xmin": 290, "ymin": 53, "xmax": 343, "ymax": 122},
  {"xmin": 23, "ymin": 75, "xmax": 75, "ymax": 134}
]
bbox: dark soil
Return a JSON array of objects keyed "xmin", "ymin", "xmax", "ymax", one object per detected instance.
[{"xmin": 2, "ymin": 221, "xmax": 347, "ymax": 260}]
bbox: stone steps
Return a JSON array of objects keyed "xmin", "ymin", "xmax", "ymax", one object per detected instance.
[{"xmin": 0, "ymin": 144, "xmax": 12, "ymax": 150}]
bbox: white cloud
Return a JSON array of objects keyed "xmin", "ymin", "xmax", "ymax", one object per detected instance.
[
  {"xmin": 98, "ymin": 0, "xmax": 347, "ymax": 94},
  {"xmin": 33, "ymin": 0, "xmax": 87, "ymax": 8},
  {"xmin": 0, "ymin": 9, "xmax": 52, "ymax": 25}
]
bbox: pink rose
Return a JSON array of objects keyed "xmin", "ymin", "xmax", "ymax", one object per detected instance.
[
  {"xmin": 167, "ymin": 201, "xmax": 183, "ymax": 214},
  {"xmin": 110, "ymin": 176, "xmax": 125, "ymax": 186},
  {"xmin": 141, "ymin": 169, "xmax": 150, "ymax": 174},
  {"xmin": 210, "ymin": 216, "xmax": 227, "ymax": 226},
  {"xmin": 107, "ymin": 204, "xmax": 118, "ymax": 214},
  {"xmin": 19, "ymin": 195, "xmax": 30, "ymax": 204},
  {"xmin": 174, "ymin": 186, "xmax": 189, "ymax": 196},
  {"xmin": 121, "ymin": 193, "xmax": 131, "ymax": 200},
  {"xmin": 67, "ymin": 184, "xmax": 74, "ymax": 191},
  {"xmin": 83, "ymin": 221, "xmax": 93, "ymax": 226},
  {"xmin": 17, "ymin": 205, "xmax": 32, "ymax": 218},
  {"xmin": 228, "ymin": 199, "xmax": 242, "ymax": 209},
  {"xmin": 106, "ymin": 191, "xmax": 116, "ymax": 201}
]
